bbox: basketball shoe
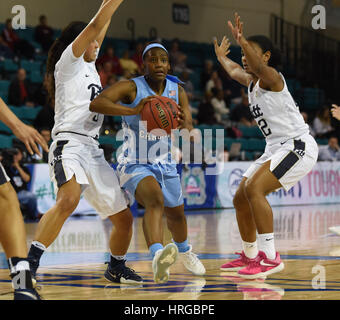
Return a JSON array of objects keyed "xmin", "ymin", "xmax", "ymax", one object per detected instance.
[
  {"xmin": 179, "ymin": 245, "xmax": 206, "ymax": 276},
  {"xmin": 104, "ymin": 259, "xmax": 143, "ymax": 284},
  {"xmin": 238, "ymin": 251, "xmax": 284, "ymax": 279},
  {"xmin": 220, "ymin": 251, "xmax": 251, "ymax": 271},
  {"xmin": 152, "ymin": 243, "xmax": 178, "ymax": 284},
  {"xmin": 11, "ymin": 270, "xmax": 41, "ymax": 300}
]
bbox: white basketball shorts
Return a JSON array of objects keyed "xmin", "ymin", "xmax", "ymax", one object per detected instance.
[
  {"xmin": 48, "ymin": 136, "xmax": 127, "ymax": 219},
  {"xmin": 243, "ymin": 133, "xmax": 318, "ymax": 191}
]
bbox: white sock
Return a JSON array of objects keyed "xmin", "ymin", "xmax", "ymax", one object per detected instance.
[
  {"xmin": 32, "ymin": 240, "xmax": 46, "ymax": 251},
  {"xmin": 258, "ymin": 233, "xmax": 276, "ymax": 260},
  {"xmin": 242, "ymin": 240, "xmax": 258, "ymax": 259}
]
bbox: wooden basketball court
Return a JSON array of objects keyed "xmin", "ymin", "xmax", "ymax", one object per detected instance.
[{"xmin": 1, "ymin": 204, "xmax": 340, "ymax": 300}]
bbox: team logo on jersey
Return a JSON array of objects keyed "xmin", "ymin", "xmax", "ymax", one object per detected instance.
[
  {"xmin": 251, "ymin": 104, "xmax": 263, "ymax": 119},
  {"xmin": 88, "ymin": 84, "xmax": 103, "ymax": 101}
]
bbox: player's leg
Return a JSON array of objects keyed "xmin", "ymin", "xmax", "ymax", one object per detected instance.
[
  {"xmin": 135, "ymin": 176, "xmax": 165, "ymax": 249},
  {"xmin": 238, "ymin": 160, "xmax": 284, "ymax": 279},
  {"xmin": 220, "ymin": 177, "xmax": 259, "ymax": 271},
  {"xmin": 135, "ymin": 176, "xmax": 178, "ymax": 284},
  {"xmin": 164, "ymin": 205, "xmax": 205, "ymax": 276},
  {"xmin": 27, "ymin": 176, "xmax": 81, "ymax": 278},
  {"xmin": 83, "ymin": 159, "xmax": 142, "ymax": 284},
  {"xmin": 0, "ymin": 175, "xmax": 40, "ymax": 299},
  {"xmin": 104, "ymin": 208, "xmax": 142, "ymax": 284}
]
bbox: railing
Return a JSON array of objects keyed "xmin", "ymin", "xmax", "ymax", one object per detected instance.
[{"xmin": 270, "ymin": 14, "xmax": 340, "ymax": 103}]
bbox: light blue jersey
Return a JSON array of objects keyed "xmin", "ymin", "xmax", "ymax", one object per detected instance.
[
  {"xmin": 118, "ymin": 76, "xmax": 179, "ymax": 165},
  {"xmin": 117, "ymin": 76, "xmax": 183, "ymax": 208}
]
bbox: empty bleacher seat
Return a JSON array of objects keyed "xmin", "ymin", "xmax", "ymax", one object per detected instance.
[
  {"xmin": 0, "ymin": 135, "xmax": 14, "ymax": 149},
  {"xmin": 0, "ymin": 80, "xmax": 10, "ymax": 92},
  {"xmin": 0, "ymin": 122, "xmax": 12, "ymax": 135}
]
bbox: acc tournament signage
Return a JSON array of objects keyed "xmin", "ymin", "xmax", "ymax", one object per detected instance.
[{"xmin": 216, "ymin": 161, "xmax": 340, "ymax": 208}]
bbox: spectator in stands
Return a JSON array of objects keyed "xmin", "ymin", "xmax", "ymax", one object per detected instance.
[
  {"xmin": 318, "ymin": 136, "xmax": 340, "ymax": 161},
  {"xmin": 230, "ymin": 89, "xmax": 256, "ymax": 127},
  {"xmin": 132, "ymin": 42, "xmax": 144, "ymax": 70},
  {"xmin": 205, "ymin": 70, "xmax": 223, "ymax": 95},
  {"xmin": 169, "ymin": 38, "xmax": 188, "ymax": 73},
  {"xmin": 119, "ymin": 69, "xmax": 133, "ymax": 81},
  {"xmin": 106, "ymin": 74, "xmax": 117, "ymax": 88},
  {"xmin": 34, "ymin": 15, "xmax": 54, "ymax": 53},
  {"xmin": 34, "ymin": 73, "xmax": 49, "ymax": 107},
  {"xmin": 313, "ymin": 105, "xmax": 335, "ymax": 139},
  {"xmin": 181, "ymin": 70, "xmax": 194, "ymax": 100},
  {"xmin": 1, "ymin": 18, "xmax": 35, "ymax": 60},
  {"xmin": 0, "ymin": 34, "xmax": 14, "ymax": 59},
  {"xmin": 301, "ymin": 111, "xmax": 315, "ymax": 137},
  {"xmin": 200, "ymin": 60, "xmax": 214, "ymax": 90},
  {"xmin": 2, "ymin": 148, "xmax": 40, "ymax": 221},
  {"xmin": 211, "ymin": 88, "xmax": 229, "ymax": 124},
  {"xmin": 120, "ymin": 50, "xmax": 140, "ymax": 76},
  {"xmin": 99, "ymin": 61, "xmax": 113, "ymax": 87},
  {"xmin": 197, "ymin": 91, "xmax": 217, "ymax": 125},
  {"xmin": 96, "ymin": 46, "xmax": 123, "ymax": 76},
  {"xmin": 8, "ymin": 68, "xmax": 35, "ymax": 107},
  {"xmin": 31, "ymin": 127, "xmax": 51, "ymax": 163}
]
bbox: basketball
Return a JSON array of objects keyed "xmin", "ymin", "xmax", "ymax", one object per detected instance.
[{"xmin": 140, "ymin": 96, "xmax": 179, "ymax": 135}]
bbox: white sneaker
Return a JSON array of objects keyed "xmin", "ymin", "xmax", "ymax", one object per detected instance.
[
  {"xmin": 152, "ymin": 243, "xmax": 178, "ymax": 284},
  {"xmin": 179, "ymin": 245, "xmax": 206, "ymax": 276}
]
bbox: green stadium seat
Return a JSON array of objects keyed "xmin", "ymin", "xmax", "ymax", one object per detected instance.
[
  {"xmin": 0, "ymin": 135, "xmax": 14, "ymax": 149},
  {"xmin": 0, "ymin": 80, "xmax": 10, "ymax": 92},
  {"xmin": 21, "ymin": 60, "xmax": 42, "ymax": 73},
  {"xmin": 3, "ymin": 59, "xmax": 19, "ymax": 72},
  {"xmin": 0, "ymin": 122, "xmax": 12, "ymax": 135}
]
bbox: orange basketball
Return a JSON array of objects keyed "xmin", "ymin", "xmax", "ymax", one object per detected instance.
[{"xmin": 141, "ymin": 96, "xmax": 179, "ymax": 135}]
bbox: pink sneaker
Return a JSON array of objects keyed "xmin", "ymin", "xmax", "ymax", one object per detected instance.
[
  {"xmin": 220, "ymin": 252, "xmax": 251, "ymax": 271},
  {"xmin": 238, "ymin": 251, "xmax": 284, "ymax": 279}
]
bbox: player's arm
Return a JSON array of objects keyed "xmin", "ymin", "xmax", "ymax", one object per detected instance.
[
  {"xmin": 178, "ymin": 85, "xmax": 193, "ymax": 131},
  {"xmin": 0, "ymin": 97, "xmax": 48, "ymax": 156},
  {"xmin": 72, "ymin": 0, "xmax": 124, "ymax": 58},
  {"xmin": 90, "ymin": 81, "xmax": 154, "ymax": 116},
  {"xmin": 214, "ymin": 36, "xmax": 251, "ymax": 87},
  {"xmin": 331, "ymin": 104, "xmax": 340, "ymax": 121},
  {"xmin": 229, "ymin": 13, "xmax": 283, "ymax": 91},
  {"xmin": 95, "ymin": 0, "xmax": 112, "ymax": 48}
]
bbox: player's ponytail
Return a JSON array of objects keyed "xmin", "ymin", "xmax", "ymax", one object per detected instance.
[
  {"xmin": 46, "ymin": 21, "xmax": 87, "ymax": 106},
  {"xmin": 246, "ymin": 35, "xmax": 281, "ymax": 69}
]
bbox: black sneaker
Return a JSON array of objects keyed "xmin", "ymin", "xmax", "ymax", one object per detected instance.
[
  {"xmin": 104, "ymin": 260, "xmax": 143, "ymax": 284},
  {"xmin": 11, "ymin": 270, "xmax": 42, "ymax": 300},
  {"xmin": 14, "ymin": 289, "xmax": 42, "ymax": 300}
]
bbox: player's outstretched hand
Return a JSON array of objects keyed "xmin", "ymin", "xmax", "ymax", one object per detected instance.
[
  {"xmin": 331, "ymin": 104, "xmax": 340, "ymax": 121},
  {"xmin": 12, "ymin": 122, "xmax": 49, "ymax": 157},
  {"xmin": 134, "ymin": 96, "xmax": 155, "ymax": 115},
  {"xmin": 228, "ymin": 12, "xmax": 244, "ymax": 45},
  {"xmin": 214, "ymin": 36, "xmax": 231, "ymax": 59}
]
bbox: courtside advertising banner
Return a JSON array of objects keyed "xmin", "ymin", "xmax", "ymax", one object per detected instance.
[{"xmin": 216, "ymin": 161, "xmax": 340, "ymax": 208}]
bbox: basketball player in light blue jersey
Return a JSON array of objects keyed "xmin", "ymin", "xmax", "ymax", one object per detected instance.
[{"xmin": 91, "ymin": 42, "xmax": 205, "ymax": 283}]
